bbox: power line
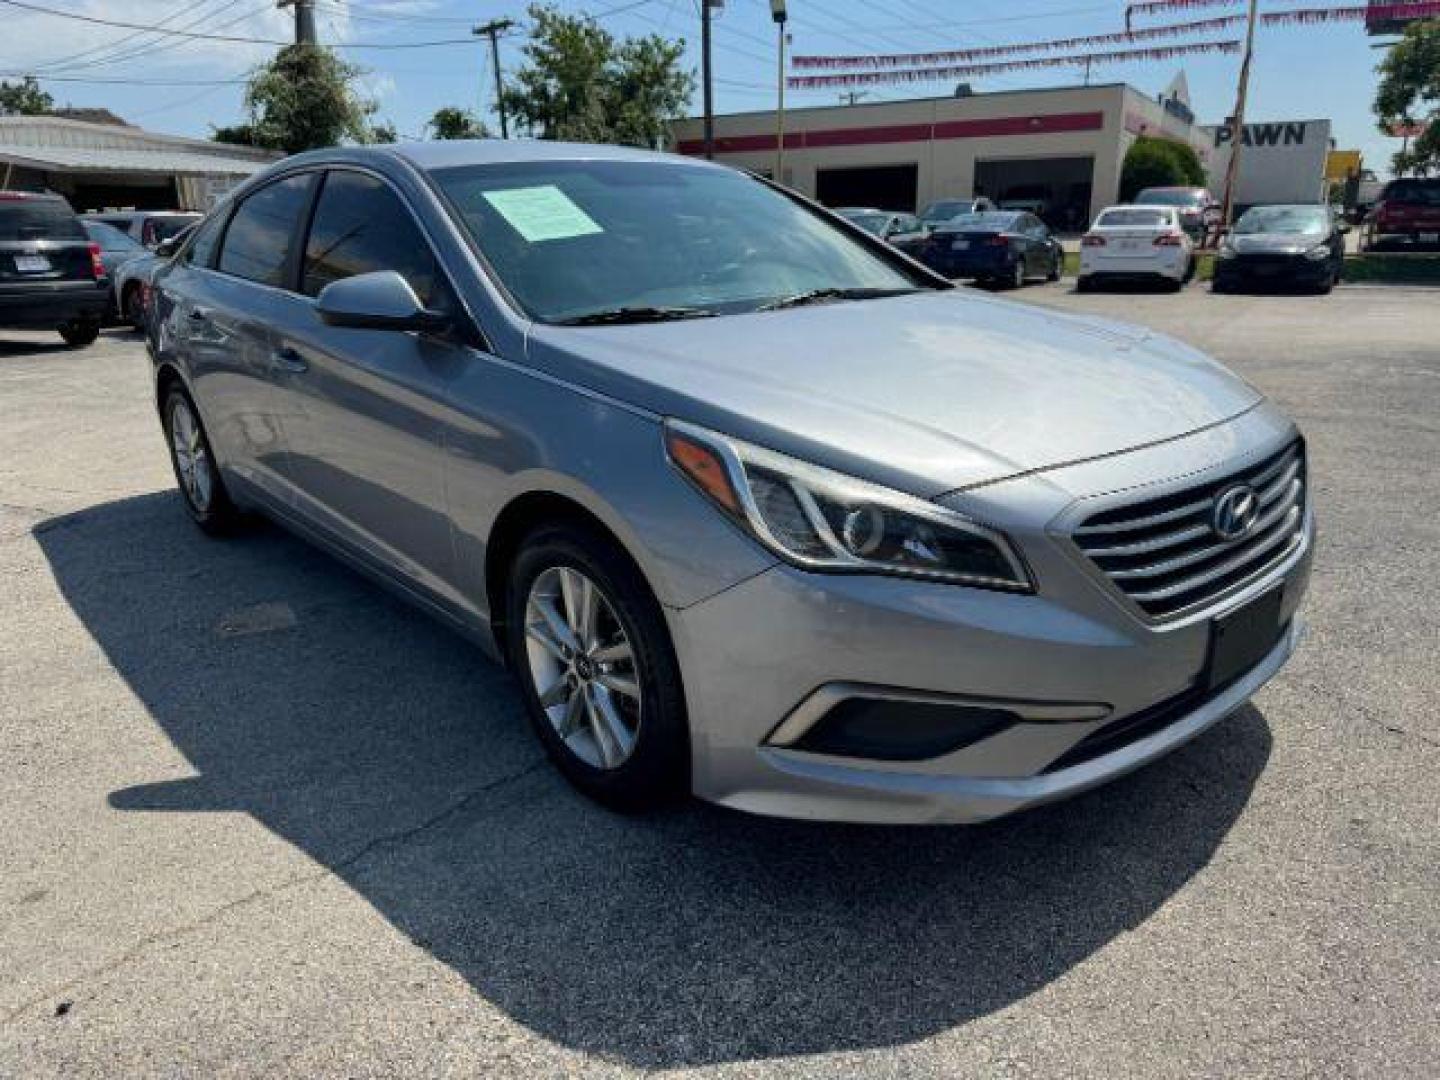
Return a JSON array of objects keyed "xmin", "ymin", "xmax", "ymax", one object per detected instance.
[{"xmin": 0, "ymin": 0, "xmax": 480, "ymax": 49}]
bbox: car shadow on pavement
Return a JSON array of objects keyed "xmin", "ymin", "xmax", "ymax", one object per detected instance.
[{"xmin": 37, "ymin": 491, "xmax": 1273, "ymax": 1069}]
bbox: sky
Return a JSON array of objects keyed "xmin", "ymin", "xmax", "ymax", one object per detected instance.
[{"xmin": 2, "ymin": 0, "xmax": 1411, "ymax": 177}]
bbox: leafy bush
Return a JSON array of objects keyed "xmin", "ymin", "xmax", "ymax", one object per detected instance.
[{"xmin": 1121, "ymin": 136, "xmax": 1207, "ymax": 200}]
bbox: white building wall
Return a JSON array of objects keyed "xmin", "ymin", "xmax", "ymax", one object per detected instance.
[{"xmin": 1201, "ymin": 119, "xmax": 1332, "ymax": 206}]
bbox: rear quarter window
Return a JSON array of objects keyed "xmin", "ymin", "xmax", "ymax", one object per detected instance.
[{"xmin": 0, "ymin": 199, "xmax": 86, "ymax": 242}]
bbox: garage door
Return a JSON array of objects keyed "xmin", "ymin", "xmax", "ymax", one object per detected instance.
[
  {"xmin": 816, "ymin": 164, "xmax": 919, "ymax": 213},
  {"xmin": 975, "ymin": 156, "xmax": 1093, "ymax": 233}
]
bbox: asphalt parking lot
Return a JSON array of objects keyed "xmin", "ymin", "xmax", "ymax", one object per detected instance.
[{"xmin": 3, "ymin": 284, "xmax": 1437, "ymax": 1077}]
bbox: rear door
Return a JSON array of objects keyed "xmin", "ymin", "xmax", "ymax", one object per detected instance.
[
  {"xmin": 158, "ymin": 172, "xmax": 316, "ymax": 507},
  {"xmin": 264, "ymin": 167, "xmax": 459, "ymax": 599}
]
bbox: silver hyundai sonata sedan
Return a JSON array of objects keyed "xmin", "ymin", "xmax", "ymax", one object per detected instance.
[{"xmin": 147, "ymin": 141, "xmax": 1312, "ymax": 824}]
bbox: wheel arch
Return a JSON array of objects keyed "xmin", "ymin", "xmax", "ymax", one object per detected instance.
[{"xmin": 484, "ymin": 488, "xmax": 653, "ymax": 661}]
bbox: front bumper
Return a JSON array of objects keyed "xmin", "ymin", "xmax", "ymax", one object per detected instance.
[
  {"xmin": 667, "ymin": 413, "xmax": 1312, "ymax": 824},
  {"xmin": 1213, "ymin": 254, "xmax": 1332, "ymax": 287}
]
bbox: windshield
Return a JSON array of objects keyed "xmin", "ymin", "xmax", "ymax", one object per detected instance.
[
  {"xmin": 84, "ymin": 220, "xmax": 144, "ymax": 251},
  {"xmin": 1383, "ymin": 179, "xmax": 1440, "ymax": 206},
  {"xmin": 1234, "ymin": 206, "xmax": 1329, "ymax": 235},
  {"xmin": 1136, "ymin": 189, "xmax": 1204, "ymax": 207},
  {"xmin": 432, "ymin": 160, "xmax": 923, "ymax": 323},
  {"xmin": 838, "ymin": 211, "xmax": 889, "ymax": 236},
  {"xmin": 147, "ymin": 215, "xmax": 200, "ymax": 242},
  {"xmin": 1096, "ymin": 208, "xmax": 1170, "ymax": 229},
  {"xmin": 939, "ymin": 212, "xmax": 1019, "ymax": 232},
  {"xmin": 921, "ymin": 200, "xmax": 975, "ymax": 222}
]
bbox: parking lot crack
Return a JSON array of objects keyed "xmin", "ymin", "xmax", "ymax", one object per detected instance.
[{"xmin": 0, "ymin": 758, "xmax": 546, "ymax": 1026}]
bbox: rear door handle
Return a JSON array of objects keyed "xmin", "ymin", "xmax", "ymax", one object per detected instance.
[{"xmin": 271, "ymin": 345, "xmax": 309, "ymax": 374}]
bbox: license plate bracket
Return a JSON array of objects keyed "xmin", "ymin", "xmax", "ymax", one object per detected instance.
[
  {"xmin": 14, "ymin": 254, "xmax": 51, "ymax": 273},
  {"xmin": 951, "ymin": 239, "xmax": 970, "ymax": 251},
  {"xmin": 1204, "ymin": 586, "xmax": 1285, "ymax": 692}
]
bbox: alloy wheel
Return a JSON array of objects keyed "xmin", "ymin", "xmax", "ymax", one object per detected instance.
[
  {"xmin": 169, "ymin": 397, "xmax": 214, "ymax": 513},
  {"xmin": 523, "ymin": 565, "xmax": 642, "ymax": 770}
]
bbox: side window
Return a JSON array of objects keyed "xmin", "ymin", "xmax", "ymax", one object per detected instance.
[
  {"xmin": 217, "ymin": 173, "xmax": 314, "ymax": 288},
  {"xmin": 302, "ymin": 170, "xmax": 440, "ymax": 306},
  {"xmin": 182, "ymin": 211, "xmax": 226, "ymax": 268}
]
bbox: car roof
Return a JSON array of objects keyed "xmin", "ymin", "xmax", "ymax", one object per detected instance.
[
  {"xmin": 387, "ymin": 138, "xmax": 722, "ymax": 172},
  {"xmin": 0, "ymin": 190, "xmax": 68, "ymax": 203},
  {"xmin": 836, "ymin": 207, "xmax": 888, "ymax": 214},
  {"xmin": 1098, "ymin": 204, "xmax": 1174, "ymax": 213}
]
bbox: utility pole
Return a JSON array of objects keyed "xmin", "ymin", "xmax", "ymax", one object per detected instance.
[
  {"xmin": 276, "ymin": 0, "xmax": 316, "ymax": 45},
  {"xmin": 701, "ymin": 0, "xmax": 715, "ymax": 158},
  {"xmin": 474, "ymin": 17, "xmax": 516, "ymax": 139},
  {"xmin": 1219, "ymin": 0, "xmax": 1259, "ymax": 230},
  {"xmin": 770, "ymin": 1, "xmax": 788, "ymax": 184}
]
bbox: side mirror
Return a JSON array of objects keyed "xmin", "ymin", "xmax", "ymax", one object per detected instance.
[
  {"xmin": 155, "ymin": 236, "xmax": 182, "ymax": 258},
  {"xmin": 315, "ymin": 271, "xmax": 449, "ymax": 333}
]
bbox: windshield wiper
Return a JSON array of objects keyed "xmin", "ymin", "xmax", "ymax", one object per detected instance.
[
  {"xmin": 555, "ymin": 305, "xmax": 717, "ymax": 326},
  {"xmin": 754, "ymin": 286, "xmax": 920, "ymax": 312}
]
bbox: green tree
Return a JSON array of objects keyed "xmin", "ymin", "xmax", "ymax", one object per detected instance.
[
  {"xmin": 428, "ymin": 106, "xmax": 489, "ymax": 140},
  {"xmin": 1374, "ymin": 19, "xmax": 1440, "ymax": 175},
  {"xmin": 501, "ymin": 3, "xmax": 692, "ymax": 147},
  {"xmin": 1120, "ymin": 136, "xmax": 1207, "ymax": 200},
  {"xmin": 217, "ymin": 43, "xmax": 381, "ymax": 154},
  {"xmin": 0, "ymin": 76, "xmax": 54, "ymax": 116}
]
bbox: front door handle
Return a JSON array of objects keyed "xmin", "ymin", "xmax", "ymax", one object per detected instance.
[
  {"xmin": 271, "ymin": 346, "xmax": 309, "ymax": 374},
  {"xmin": 187, "ymin": 307, "xmax": 210, "ymax": 323}
]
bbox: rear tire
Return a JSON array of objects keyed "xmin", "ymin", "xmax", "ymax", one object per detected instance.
[
  {"xmin": 1046, "ymin": 251, "xmax": 1062, "ymax": 282},
  {"xmin": 506, "ymin": 523, "xmax": 689, "ymax": 812},
  {"xmin": 58, "ymin": 319, "xmax": 100, "ymax": 348},
  {"xmin": 162, "ymin": 386, "xmax": 242, "ymax": 535},
  {"xmin": 1006, "ymin": 259, "xmax": 1025, "ymax": 289},
  {"xmin": 1075, "ymin": 275, "xmax": 1094, "ymax": 293},
  {"xmin": 122, "ymin": 284, "xmax": 145, "ymax": 329}
]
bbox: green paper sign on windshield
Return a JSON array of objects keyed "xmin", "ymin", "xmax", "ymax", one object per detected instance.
[{"xmin": 482, "ymin": 185, "xmax": 603, "ymax": 242}]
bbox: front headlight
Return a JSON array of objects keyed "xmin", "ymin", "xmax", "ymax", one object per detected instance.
[
  {"xmin": 664, "ymin": 420, "xmax": 1033, "ymax": 591},
  {"xmin": 1304, "ymin": 243, "xmax": 1330, "ymax": 261}
]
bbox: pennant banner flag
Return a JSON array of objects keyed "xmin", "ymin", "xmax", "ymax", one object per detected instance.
[
  {"xmin": 1127, "ymin": 0, "xmax": 1242, "ymax": 18},
  {"xmin": 786, "ymin": 40, "xmax": 1242, "ymax": 91},
  {"xmin": 788, "ymin": 5, "xmax": 1440, "ymax": 81},
  {"xmin": 792, "ymin": 16, "xmax": 1247, "ymax": 69}
]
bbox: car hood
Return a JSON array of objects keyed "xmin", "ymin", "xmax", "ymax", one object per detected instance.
[
  {"xmin": 524, "ymin": 290, "xmax": 1263, "ymax": 496},
  {"xmin": 1230, "ymin": 232, "xmax": 1322, "ymax": 255}
]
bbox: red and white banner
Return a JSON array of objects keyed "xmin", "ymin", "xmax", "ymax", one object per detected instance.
[
  {"xmin": 792, "ymin": 16, "xmax": 1246, "ymax": 69},
  {"xmin": 786, "ymin": 41, "xmax": 1242, "ymax": 91},
  {"xmin": 1127, "ymin": 0, "xmax": 1241, "ymax": 19},
  {"xmin": 1263, "ymin": 2, "xmax": 1440, "ymax": 23}
]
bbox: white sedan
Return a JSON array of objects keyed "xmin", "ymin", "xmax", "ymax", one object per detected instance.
[{"xmin": 1077, "ymin": 205, "xmax": 1195, "ymax": 292}]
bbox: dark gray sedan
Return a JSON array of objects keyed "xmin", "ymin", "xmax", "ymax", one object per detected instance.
[{"xmin": 1214, "ymin": 205, "xmax": 1347, "ymax": 294}]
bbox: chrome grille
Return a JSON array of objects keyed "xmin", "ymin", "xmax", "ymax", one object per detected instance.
[{"xmin": 1073, "ymin": 441, "xmax": 1306, "ymax": 620}]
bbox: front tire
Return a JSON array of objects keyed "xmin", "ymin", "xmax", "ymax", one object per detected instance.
[
  {"xmin": 506, "ymin": 523, "xmax": 689, "ymax": 812},
  {"xmin": 58, "ymin": 318, "xmax": 100, "ymax": 348},
  {"xmin": 163, "ymin": 387, "xmax": 241, "ymax": 534},
  {"xmin": 122, "ymin": 284, "xmax": 145, "ymax": 329}
]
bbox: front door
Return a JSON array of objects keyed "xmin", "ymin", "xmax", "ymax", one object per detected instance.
[{"xmin": 265, "ymin": 168, "xmax": 462, "ymax": 605}]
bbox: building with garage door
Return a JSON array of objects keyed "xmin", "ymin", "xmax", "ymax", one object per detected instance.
[
  {"xmin": 672, "ymin": 82, "xmax": 1215, "ymax": 233},
  {"xmin": 0, "ymin": 116, "xmax": 279, "ymax": 212}
]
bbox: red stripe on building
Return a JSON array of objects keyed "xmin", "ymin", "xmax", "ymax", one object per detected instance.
[{"xmin": 676, "ymin": 110, "xmax": 1104, "ymax": 156}]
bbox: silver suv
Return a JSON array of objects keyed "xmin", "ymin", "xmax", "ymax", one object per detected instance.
[{"xmin": 148, "ymin": 142, "xmax": 1312, "ymax": 824}]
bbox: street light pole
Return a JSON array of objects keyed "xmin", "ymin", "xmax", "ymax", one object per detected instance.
[
  {"xmin": 771, "ymin": 1, "xmax": 787, "ymax": 184},
  {"xmin": 474, "ymin": 17, "xmax": 516, "ymax": 139}
]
